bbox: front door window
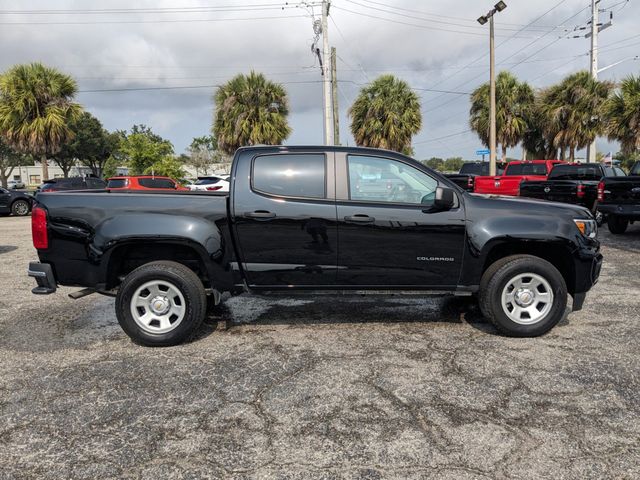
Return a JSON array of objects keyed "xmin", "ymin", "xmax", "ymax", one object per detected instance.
[{"xmin": 348, "ymin": 155, "xmax": 438, "ymax": 206}]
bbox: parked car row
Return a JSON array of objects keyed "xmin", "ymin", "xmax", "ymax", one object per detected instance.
[{"xmin": 447, "ymin": 160, "xmax": 640, "ymax": 234}]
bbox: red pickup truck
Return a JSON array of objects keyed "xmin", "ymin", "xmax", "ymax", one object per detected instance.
[{"xmin": 474, "ymin": 160, "xmax": 564, "ymax": 196}]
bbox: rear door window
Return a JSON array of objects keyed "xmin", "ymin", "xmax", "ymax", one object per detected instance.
[
  {"xmin": 253, "ymin": 153, "xmax": 326, "ymax": 199},
  {"xmin": 138, "ymin": 178, "xmax": 176, "ymax": 189},
  {"xmin": 108, "ymin": 178, "xmax": 128, "ymax": 188}
]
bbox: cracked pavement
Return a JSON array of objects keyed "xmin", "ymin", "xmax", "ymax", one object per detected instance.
[{"xmin": 1, "ymin": 215, "xmax": 639, "ymax": 479}]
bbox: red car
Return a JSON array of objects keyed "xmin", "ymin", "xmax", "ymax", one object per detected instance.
[
  {"xmin": 106, "ymin": 176, "xmax": 188, "ymax": 191},
  {"xmin": 473, "ymin": 160, "xmax": 564, "ymax": 196}
]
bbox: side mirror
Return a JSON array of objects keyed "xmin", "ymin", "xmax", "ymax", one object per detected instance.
[{"xmin": 433, "ymin": 186, "xmax": 455, "ymax": 210}]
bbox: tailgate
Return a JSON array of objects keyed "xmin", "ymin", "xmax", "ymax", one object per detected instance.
[{"xmin": 602, "ymin": 177, "xmax": 640, "ymax": 204}]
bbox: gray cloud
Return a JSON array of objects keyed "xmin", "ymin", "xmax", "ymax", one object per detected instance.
[{"xmin": 1, "ymin": 0, "xmax": 638, "ymax": 159}]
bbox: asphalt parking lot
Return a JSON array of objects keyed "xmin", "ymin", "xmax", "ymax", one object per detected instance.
[{"xmin": 1, "ymin": 215, "xmax": 639, "ymax": 479}]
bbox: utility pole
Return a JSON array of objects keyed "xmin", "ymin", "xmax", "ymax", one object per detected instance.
[
  {"xmin": 477, "ymin": 2, "xmax": 506, "ymax": 176},
  {"xmin": 489, "ymin": 15, "xmax": 497, "ymax": 175},
  {"xmin": 587, "ymin": 0, "xmax": 598, "ymax": 163},
  {"xmin": 321, "ymin": 0, "xmax": 333, "ymax": 146},
  {"xmin": 330, "ymin": 47, "xmax": 340, "ymax": 145}
]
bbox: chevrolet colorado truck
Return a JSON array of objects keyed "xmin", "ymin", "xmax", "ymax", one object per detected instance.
[
  {"xmin": 28, "ymin": 146, "xmax": 602, "ymax": 346},
  {"xmin": 596, "ymin": 161, "xmax": 640, "ymax": 234},
  {"xmin": 474, "ymin": 159, "xmax": 564, "ymax": 196},
  {"xmin": 519, "ymin": 163, "xmax": 626, "ymax": 222}
]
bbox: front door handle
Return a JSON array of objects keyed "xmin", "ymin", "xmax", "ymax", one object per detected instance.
[
  {"xmin": 244, "ymin": 210, "xmax": 276, "ymax": 219},
  {"xmin": 344, "ymin": 214, "xmax": 375, "ymax": 223}
]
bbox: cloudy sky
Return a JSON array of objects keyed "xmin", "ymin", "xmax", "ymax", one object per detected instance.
[{"xmin": 1, "ymin": 0, "xmax": 638, "ymax": 160}]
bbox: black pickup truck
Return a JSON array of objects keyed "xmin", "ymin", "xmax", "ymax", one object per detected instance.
[
  {"xmin": 519, "ymin": 163, "xmax": 625, "ymax": 221},
  {"xmin": 597, "ymin": 161, "xmax": 640, "ymax": 234},
  {"xmin": 28, "ymin": 146, "xmax": 602, "ymax": 346},
  {"xmin": 445, "ymin": 161, "xmax": 506, "ymax": 191}
]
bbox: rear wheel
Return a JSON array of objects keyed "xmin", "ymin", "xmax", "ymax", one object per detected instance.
[
  {"xmin": 479, "ymin": 255, "xmax": 567, "ymax": 337},
  {"xmin": 607, "ymin": 215, "xmax": 628, "ymax": 234},
  {"xmin": 11, "ymin": 199, "xmax": 30, "ymax": 216},
  {"xmin": 115, "ymin": 261, "xmax": 207, "ymax": 346}
]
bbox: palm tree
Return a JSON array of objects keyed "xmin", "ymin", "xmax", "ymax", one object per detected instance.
[
  {"xmin": 349, "ymin": 75, "xmax": 421, "ymax": 156},
  {"xmin": 0, "ymin": 63, "xmax": 82, "ymax": 180},
  {"xmin": 605, "ymin": 75, "xmax": 640, "ymax": 155},
  {"xmin": 213, "ymin": 71, "xmax": 291, "ymax": 155},
  {"xmin": 469, "ymin": 71, "xmax": 534, "ymax": 162},
  {"xmin": 539, "ymin": 71, "xmax": 612, "ymax": 161}
]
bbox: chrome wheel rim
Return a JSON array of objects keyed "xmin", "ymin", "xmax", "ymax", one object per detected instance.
[
  {"xmin": 14, "ymin": 202, "xmax": 28, "ymax": 215},
  {"xmin": 501, "ymin": 273, "xmax": 554, "ymax": 325},
  {"xmin": 130, "ymin": 280, "xmax": 186, "ymax": 334}
]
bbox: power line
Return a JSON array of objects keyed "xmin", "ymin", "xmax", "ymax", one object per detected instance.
[
  {"xmin": 0, "ymin": 13, "xmax": 309, "ymax": 25},
  {"xmin": 413, "ymin": 129, "xmax": 473, "ymax": 145},
  {"xmin": 330, "ymin": 5, "xmax": 536, "ymax": 38},
  {"xmin": 342, "ymin": 0, "xmax": 554, "ymax": 33}
]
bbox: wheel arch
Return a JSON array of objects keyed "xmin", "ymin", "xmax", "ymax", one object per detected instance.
[
  {"xmin": 479, "ymin": 240, "xmax": 576, "ymax": 295},
  {"xmin": 103, "ymin": 238, "xmax": 231, "ymax": 291}
]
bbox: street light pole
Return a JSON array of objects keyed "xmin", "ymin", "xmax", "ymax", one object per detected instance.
[
  {"xmin": 489, "ymin": 15, "xmax": 497, "ymax": 176},
  {"xmin": 587, "ymin": 0, "xmax": 598, "ymax": 163},
  {"xmin": 478, "ymin": 1, "xmax": 506, "ymax": 177}
]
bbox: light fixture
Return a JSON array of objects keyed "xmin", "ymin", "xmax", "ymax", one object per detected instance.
[
  {"xmin": 477, "ymin": 16, "xmax": 488, "ymax": 25},
  {"xmin": 494, "ymin": 1, "xmax": 507, "ymax": 12}
]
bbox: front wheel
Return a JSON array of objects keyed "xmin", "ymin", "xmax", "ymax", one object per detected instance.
[
  {"xmin": 115, "ymin": 261, "xmax": 207, "ymax": 346},
  {"xmin": 11, "ymin": 199, "xmax": 30, "ymax": 216},
  {"xmin": 479, "ymin": 255, "xmax": 567, "ymax": 337},
  {"xmin": 607, "ymin": 215, "xmax": 628, "ymax": 234}
]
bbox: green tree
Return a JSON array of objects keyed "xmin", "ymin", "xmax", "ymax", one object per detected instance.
[
  {"xmin": 605, "ymin": 75, "xmax": 640, "ymax": 155},
  {"xmin": 187, "ymin": 135, "xmax": 223, "ymax": 176},
  {"xmin": 539, "ymin": 71, "xmax": 612, "ymax": 161},
  {"xmin": 0, "ymin": 62, "xmax": 82, "ymax": 180},
  {"xmin": 53, "ymin": 112, "xmax": 114, "ymax": 177},
  {"xmin": 443, "ymin": 157, "xmax": 465, "ymax": 172},
  {"xmin": 119, "ymin": 124, "xmax": 173, "ymax": 175},
  {"xmin": 0, "ymin": 139, "xmax": 33, "ymax": 188},
  {"xmin": 102, "ymin": 155, "xmax": 119, "ymax": 179},
  {"xmin": 213, "ymin": 72, "xmax": 291, "ymax": 155},
  {"xmin": 144, "ymin": 155, "xmax": 186, "ymax": 180},
  {"xmin": 613, "ymin": 151, "xmax": 640, "ymax": 172},
  {"xmin": 349, "ymin": 75, "xmax": 421, "ymax": 156},
  {"xmin": 469, "ymin": 71, "xmax": 534, "ymax": 162},
  {"xmin": 422, "ymin": 157, "xmax": 444, "ymax": 171},
  {"xmin": 522, "ymin": 101, "xmax": 558, "ymax": 159}
]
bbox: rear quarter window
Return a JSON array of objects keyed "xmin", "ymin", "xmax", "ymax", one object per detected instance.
[{"xmin": 252, "ymin": 153, "xmax": 326, "ymax": 199}]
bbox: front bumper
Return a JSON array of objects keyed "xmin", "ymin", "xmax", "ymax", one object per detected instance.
[
  {"xmin": 572, "ymin": 252, "xmax": 603, "ymax": 311},
  {"xmin": 28, "ymin": 262, "xmax": 57, "ymax": 294}
]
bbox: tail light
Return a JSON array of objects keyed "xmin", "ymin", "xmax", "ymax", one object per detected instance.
[
  {"xmin": 467, "ymin": 177, "xmax": 474, "ymax": 189},
  {"xmin": 577, "ymin": 184, "xmax": 585, "ymax": 198},
  {"xmin": 597, "ymin": 181, "xmax": 605, "ymax": 202},
  {"xmin": 206, "ymin": 185, "xmax": 222, "ymax": 191},
  {"xmin": 32, "ymin": 206, "xmax": 48, "ymax": 249}
]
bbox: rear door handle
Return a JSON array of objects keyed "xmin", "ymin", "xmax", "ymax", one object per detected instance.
[
  {"xmin": 244, "ymin": 210, "xmax": 276, "ymax": 219},
  {"xmin": 344, "ymin": 214, "xmax": 375, "ymax": 223}
]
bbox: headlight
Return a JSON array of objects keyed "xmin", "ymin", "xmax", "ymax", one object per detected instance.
[{"xmin": 574, "ymin": 218, "xmax": 597, "ymax": 238}]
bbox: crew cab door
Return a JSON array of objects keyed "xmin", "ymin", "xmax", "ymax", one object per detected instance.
[
  {"xmin": 335, "ymin": 153, "xmax": 465, "ymax": 287},
  {"xmin": 231, "ymin": 151, "xmax": 338, "ymax": 287}
]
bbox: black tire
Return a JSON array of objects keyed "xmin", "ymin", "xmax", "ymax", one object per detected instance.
[
  {"xmin": 607, "ymin": 215, "xmax": 628, "ymax": 234},
  {"xmin": 115, "ymin": 261, "xmax": 207, "ymax": 346},
  {"xmin": 479, "ymin": 255, "xmax": 567, "ymax": 337},
  {"xmin": 11, "ymin": 199, "xmax": 30, "ymax": 216}
]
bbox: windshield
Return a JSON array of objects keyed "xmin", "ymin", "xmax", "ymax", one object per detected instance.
[
  {"xmin": 506, "ymin": 164, "xmax": 548, "ymax": 176},
  {"xmin": 548, "ymin": 165, "xmax": 602, "ymax": 180},
  {"xmin": 631, "ymin": 163, "xmax": 640, "ymax": 175}
]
